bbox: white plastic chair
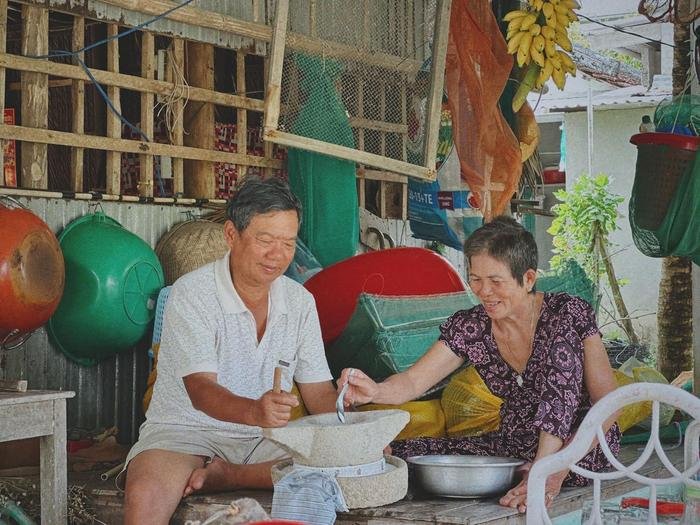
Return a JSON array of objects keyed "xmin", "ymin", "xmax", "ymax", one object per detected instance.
[{"xmin": 526, "ymin": 383, "xmax": 700, "ymax": 525}]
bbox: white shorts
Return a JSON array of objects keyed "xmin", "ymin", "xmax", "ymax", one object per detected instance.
[{"xmin": 116, "ymin": 423, "xmax": 288, "ymax": 489}]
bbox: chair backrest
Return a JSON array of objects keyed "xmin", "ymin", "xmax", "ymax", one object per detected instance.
[
  {"xmin": 526, "ymin": 383, "xmax": 700, "ymax": 525},
  {"xmin": 148, "ymin": 285, "xmax": 172, "ymax": 360}
]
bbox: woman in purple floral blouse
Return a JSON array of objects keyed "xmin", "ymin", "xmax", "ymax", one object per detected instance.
[{"xmin": 338, "ymin": 216, "xmax": 620, "ymax": 513}]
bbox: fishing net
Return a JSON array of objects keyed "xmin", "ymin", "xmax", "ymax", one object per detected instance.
[
  {"xmin": 629, "ymin": 132, "xmax": 700, "ymax": 265},
  {"xmin": 653, "ymin": 94, "xmax": 700, "ymax": 135},
  {"xmin": 273, "ymin": 0, "xmax": 440, "ymax": 178}
]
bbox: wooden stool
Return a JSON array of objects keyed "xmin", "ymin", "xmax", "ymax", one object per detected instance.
[{"xmin": 0, "ymin": 390, "xmax": 75, "ymax": 524}]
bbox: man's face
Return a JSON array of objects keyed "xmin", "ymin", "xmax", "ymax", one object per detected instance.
[{"xmin": 224, "ymin": 210, "xmax": 298, "ymax": 288}]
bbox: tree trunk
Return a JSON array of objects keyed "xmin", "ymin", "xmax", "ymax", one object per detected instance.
[
  {"xmin": 657, "ymin": 0, "xmax": 693, "ymax": 381},
  {"xmin": 596, "ymin": 234, "xmax": 639, "ymax": 345}
]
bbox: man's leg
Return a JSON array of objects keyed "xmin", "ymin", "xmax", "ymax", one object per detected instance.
[
  {"xmin": 124, "ymin": 449, "xmax": 204, "ymax": 525},
  {"xmin": 184, "ymin": 437, "xmax": 288, "ymax": 495},
  {"xmin": 184, "ymin": 458, "xmax": 277, "ymax": 495}
]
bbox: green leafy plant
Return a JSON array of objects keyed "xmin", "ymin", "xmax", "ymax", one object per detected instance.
[
  {"xmin": 547, "ymin": 173, "xmax": 638, "ymax": 344},
  {"xmin": 548, "ymin": 173, "xmax": 622, "ymax": 279}
]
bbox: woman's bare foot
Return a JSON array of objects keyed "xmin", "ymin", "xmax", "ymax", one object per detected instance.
[{"xmin": 183, "ymin": 457, "xmax": 236, "ymax": 497}]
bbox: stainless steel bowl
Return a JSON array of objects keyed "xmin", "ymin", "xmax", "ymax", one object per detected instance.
[{"xmin": 407, "ymin": 455, "xmax": 526, "ymax": 498}]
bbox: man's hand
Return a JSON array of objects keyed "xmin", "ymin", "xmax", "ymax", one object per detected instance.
[{"xmin": 249, "ymin": 390, "xmax": 299, "ymax": 427}]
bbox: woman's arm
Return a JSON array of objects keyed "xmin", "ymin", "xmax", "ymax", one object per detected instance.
[
  {"xmin": 339, "ymin": 340, "xmax": 464, "ymax": 406},
  {"xmin": 500, "ymin": 333, "xmax": 620, "ymax": 513},
  {"xmin": 583, "ymin": 332, "xmax": 620, "ymax": 431}
]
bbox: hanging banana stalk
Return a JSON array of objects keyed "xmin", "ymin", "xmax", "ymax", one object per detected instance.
[{"xmin": 506, "ymin": 0, "xmax": 580, "ymax": 112}]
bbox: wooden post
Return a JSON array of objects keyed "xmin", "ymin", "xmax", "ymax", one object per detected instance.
[
  {"xmin": 262, "ymin": 0, "xmax": 289, "ymax": 134},
  {"xmin": 70, "ymin": 16, "xmax": 85, "ymax": 192},
  {"xmin": 263, "ymin": 57, "xmax": 274, "ymax": 177},
  {"xmin": 236, "ymin": 49, "xmax": 247, "ymax": 180},
  {"xmin": 379, "ymin": 80, "xmax": 388, "ymax": 218},
  {"xmin": 105, "ymin": 23, "xmax": 121, "ymax": 194},
  {"xmin": 40, "ymin": 399, "xmax": 67, "ymax": 524},
  {"xmin": 20, "ymin": 4, "xmax": 48, "ymax": 189},
  {"xmin": 356, "ymin": 78, "xmax": 366, "ymax": 206},
  {"xmin": 422, "ymin": 0, "xmax": 451, "ymax": 171},
  {"xmin": 400, "ymin": 81, "xmax": 408, "ymax": 220},
  {"xmin": 170, "ymin": 38, "xmax": 184, "ymax": 195},
  {"xmin": 139, "ymin": 31, "xmax": 154, "ymax": 197},
  {"xmin": 184, "ymin": 41, "xmax": 215, "ymax": 198},
  {"xmin": 0, "ymin": 0, "xmax": 6, "ymax": 186}
]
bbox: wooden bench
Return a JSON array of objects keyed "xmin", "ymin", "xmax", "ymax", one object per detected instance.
[
  {"xmin": 84, "ymin": 444, "xmax": 684, "ymax": 524},
  {"xmin": 0, "ymin": 390, "xmax": 74, "ymax": 524}
]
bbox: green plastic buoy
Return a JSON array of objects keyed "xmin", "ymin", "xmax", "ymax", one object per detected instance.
[{"xmin": 47, "ymin": 213, "xmax": 164, "ymax": 366}]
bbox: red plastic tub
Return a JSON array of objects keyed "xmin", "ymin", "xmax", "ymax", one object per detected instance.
[{"xmin": 304, "ymin": 247, "xmax": 466, "ymax": 344}]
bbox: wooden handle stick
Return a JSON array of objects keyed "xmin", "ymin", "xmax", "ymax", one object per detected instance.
[{"xmin": 273, "ymin": 367, "xmax": 282, "ymax": 393}]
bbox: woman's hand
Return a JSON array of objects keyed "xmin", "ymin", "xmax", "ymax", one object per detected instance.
[
  {"xmin": 498, "ymin": 465, "xmax": 567, "ymax": 513},
  {"xmin": 337, "ymin": 367, "xmax": 378, "ymax": 407}
]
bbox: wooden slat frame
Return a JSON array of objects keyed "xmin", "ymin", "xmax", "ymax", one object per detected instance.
[
  {"xmin": 20, "ymin": 3, "xmax": 48, "ymax": 189},
  {"xmin": 236, "ymin": 49, "xmax": 247, "ymax": 180},
  {"xmin": 105, "ymin": 23, "xmax": 121, "ymax": 194},
  {"xmin": 170, "ymin": 38, "xmax": 184, "ymax": 195},
  {"xmin": 70, "ymin": 16, "xmax": 85, "ymax": 191},
  {"xmin": 262, "ymin": 0, "xmax": 444, "ymax": 182},
  {"xmin": 139, "ymin": 31, "xmax": 154, "ymax": 197},
  {"xmin": 0, "ymin": 52, "xmax": 265, "ymax": 112},
  {"xmin": 0, "ymin": 124, "xmax": 283, "ymax": 168},
  {"xmin": 0, "ymin": 0, "xmax": 6, "ymax": 186},
  {"xmin": 422, "ymin": 0, "xmax": 452, "ymax": 172},
  {"xmin": 0, "ymin": 7, "xmax": 279, "ymax": 198},
  {"xmin": 98, "ymin": 0, "xmax": 423, "ymax": 74}
]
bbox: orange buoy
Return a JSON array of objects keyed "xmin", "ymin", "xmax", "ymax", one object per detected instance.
[{"xmin": 0, "ymin": 202, "xmax": 64, "ymax": 346}]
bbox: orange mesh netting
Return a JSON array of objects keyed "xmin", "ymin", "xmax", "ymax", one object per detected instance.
[{"xmin": 445, "ymin": 0, "xmax": 522, "ymax": 219}]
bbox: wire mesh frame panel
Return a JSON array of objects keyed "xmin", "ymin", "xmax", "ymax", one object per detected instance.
[{"xmin": 263, "ymin": 0, "xmax": 451, "ymax": 181}]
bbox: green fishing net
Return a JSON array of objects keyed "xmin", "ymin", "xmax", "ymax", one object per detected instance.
[{"xmin": 629, "ymin": 135, "xmax": 700, "ymax": 265}]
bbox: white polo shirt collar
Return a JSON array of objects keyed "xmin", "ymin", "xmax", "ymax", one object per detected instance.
[{"xmin": 214, "ymin": 251, "xmax": 288, "ymax": 318}]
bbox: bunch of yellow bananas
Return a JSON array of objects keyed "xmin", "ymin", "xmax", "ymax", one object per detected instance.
[{"xmin": 505, "ymin": 0, "xmax": 579, "ymax": 95}]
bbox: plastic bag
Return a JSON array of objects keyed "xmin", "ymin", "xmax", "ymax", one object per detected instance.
[
  {"xmin": 284, "ymin": 238, "xmax": 323, "ymax": 284},
  {"xmin": 441, "ymin": 366, "xmax": 503, "ymax": 437},
  {"xmin": 358, "ymin": 399, "xmax": 446, "ymax": 440},
  {"xmin": 407, "ymin": 76, "xmax": 482, "ymax": 250},
  {"xmin": 615, "ymin": 357, "xmax": 676, "ymax": 430},
  {"xmin": 612, "ymin": 369, "xmax": 653, "ymax": 432}
]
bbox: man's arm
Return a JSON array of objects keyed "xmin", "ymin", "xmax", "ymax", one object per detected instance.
[
  {"xmin": 183, "ymin": 372, "xmax": 299, "ymax": 428},
  {"xmin": 296, "ymin": 380, "xmax": 337, "ymax": 414}
]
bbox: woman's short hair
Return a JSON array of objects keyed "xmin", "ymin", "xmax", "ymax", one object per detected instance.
[
  {"xmin": 226, "ymin": 177, "xmax": 302, "ymax": 232},
  {"xmin": 464, "ymin": 216, "xmax": 538, "ymax": 286}
]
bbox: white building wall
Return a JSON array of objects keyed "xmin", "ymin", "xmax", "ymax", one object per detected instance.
[{"xmin": 563, "ymin": 106, "xmax": 662, "ymax": 343}]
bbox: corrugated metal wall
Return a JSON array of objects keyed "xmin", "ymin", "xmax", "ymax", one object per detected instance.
[
  {"xmin": 0, "ymin": 198, "xmax": 200, "ymax": 445},
  {"xmin": 0, "ymin": 198, "xmax": 465, "ymax": 446}
]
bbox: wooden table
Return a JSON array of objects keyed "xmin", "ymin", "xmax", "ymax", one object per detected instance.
[{"xmin": 0, "ymin": 390, "xmax": 74, "ymax": 524}]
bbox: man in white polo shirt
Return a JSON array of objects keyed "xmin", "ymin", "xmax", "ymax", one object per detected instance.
[{"xmin": 123, "ymin": 177, "xmax": 337, "ymax": 524}]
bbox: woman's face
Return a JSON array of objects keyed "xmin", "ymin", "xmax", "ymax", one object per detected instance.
[{"xmin": 467, "ymin": 252, "xmax": 535, "ymax": 320}]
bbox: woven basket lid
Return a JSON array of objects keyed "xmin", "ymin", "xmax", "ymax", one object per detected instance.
[{"xmin": 156, "ymin": 219, "xmax": 228, "ymax": 285}]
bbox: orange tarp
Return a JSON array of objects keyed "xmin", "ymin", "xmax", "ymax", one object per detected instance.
[{"xmin": 445, "ymin": 0, "xmax": 522, "ymax": 219}]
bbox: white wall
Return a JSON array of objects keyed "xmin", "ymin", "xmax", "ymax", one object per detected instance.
[{"xmin": 563, "ymin": 106, "xmax": 662, "ymax": 342}]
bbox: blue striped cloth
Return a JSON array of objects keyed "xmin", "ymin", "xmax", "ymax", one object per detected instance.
[{"xmin": 271, "ymin": 469, "xmax": 348, "ymax": 525}]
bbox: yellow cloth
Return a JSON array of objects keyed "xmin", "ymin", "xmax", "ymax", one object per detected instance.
[{"xmin": 358, "ymin": 400, "xmax": 446, "ymax": 440}]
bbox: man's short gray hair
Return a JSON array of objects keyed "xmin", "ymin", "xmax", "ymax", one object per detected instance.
[{"xmin": 226, "ymin": 177, "xmax": 302, "ymax": 232}]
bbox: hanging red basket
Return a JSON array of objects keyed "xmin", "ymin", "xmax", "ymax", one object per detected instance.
[{"xmin": 629, "ymin": 133, "xmax": 700, "ymax": 230}]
